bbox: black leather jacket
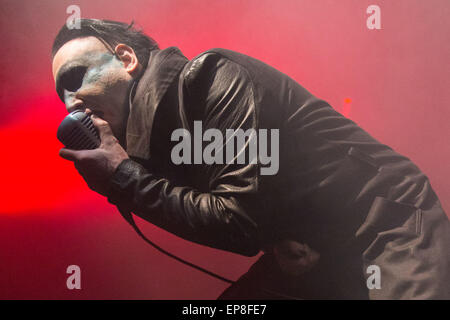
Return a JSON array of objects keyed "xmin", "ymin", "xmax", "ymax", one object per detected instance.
[{"xmin": 107, "ymin": 47, "xmax": 438, "ymax": 257}]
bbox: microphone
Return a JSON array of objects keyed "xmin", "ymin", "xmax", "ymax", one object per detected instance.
[
  {"xmin": 57, "ymin": 110, "xmax": 100, "ymax": 150},
  {"xmin": 56, "ymin": 112, "xmax": 238, "ymax": 287}
]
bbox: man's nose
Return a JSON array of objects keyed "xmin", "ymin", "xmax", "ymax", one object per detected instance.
[
  {"xmin": 66, "ymin": 102, "xmax": 85, "ymax": 114},
  {"xmin": 65, "ymin": 98, "xmax": 85, "ymax": 113},
  {"xmin": 63, "ymin": 89, "xmax": 85, "ymax": 113}
]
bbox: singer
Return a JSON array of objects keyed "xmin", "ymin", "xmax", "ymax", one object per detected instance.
[{"xmin": 52, "ymin": 19, "xmax": 450, "ymax": 299}]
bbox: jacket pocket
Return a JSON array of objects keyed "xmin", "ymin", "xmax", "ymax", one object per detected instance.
[
  {"xmin": 282, "ymin": 146, "xmax": 384, "ymax": 251},
  {"xmin": 308, "ymin": 146, "xmax": 381, "ymax": 212},
  {"xmin": 356, "ymin": 196, "xmax": 422, "ymax": 261}
]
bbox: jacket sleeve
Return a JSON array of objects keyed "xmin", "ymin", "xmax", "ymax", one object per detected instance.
[{"xmin": 107, "ymin": 53, "xmax": 263, "ymax": 257}]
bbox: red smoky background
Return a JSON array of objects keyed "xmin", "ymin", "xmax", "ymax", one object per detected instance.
[{"xmin": 0, "ymin": 0, "xmax": 449, "ymax": 299}]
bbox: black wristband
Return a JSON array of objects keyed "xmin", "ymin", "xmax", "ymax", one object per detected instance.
[{"xmin": 106, "ymin": 158, "xmax": 147, "ymax": 206}]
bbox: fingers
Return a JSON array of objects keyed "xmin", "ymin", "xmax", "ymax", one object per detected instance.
[
  {"xmin": 273, "ymin": 240, "xmax": 321, "ymax": 277},
  {"xmin": 59, "ymin": 148, "xmax": 95, "ymax": 162},
  {"xmin": 90, "ymin": 113, "xmax": 114, "ymax": 142},
  {"xmin": 274, "ymin": 240, "xmax": 308, "ymax": 259},
  {"xmin": 59, "ymin": 148, "xmax": 82, "ymax": 162}
]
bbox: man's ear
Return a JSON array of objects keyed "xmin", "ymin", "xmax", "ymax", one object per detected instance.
[{"xmin": 114, "ymin": 44, "xmax": 141, "ymax": 76}]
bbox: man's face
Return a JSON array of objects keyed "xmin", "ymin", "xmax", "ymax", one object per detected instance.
[{"xmin": 52, "ymin": 36, "xmax": 133, "ymax": 144}]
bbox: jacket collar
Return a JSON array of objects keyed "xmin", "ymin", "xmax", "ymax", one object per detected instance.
[{"xmin": 126, "ymin": 47, "xmax": 188, "ymax": 160}]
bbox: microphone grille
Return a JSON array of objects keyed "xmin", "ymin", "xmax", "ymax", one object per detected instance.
[{"xmin": 57, "ymin": 110, "xmax": 100, "ymax": 150}]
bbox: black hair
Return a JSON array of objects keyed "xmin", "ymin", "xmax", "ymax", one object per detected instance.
[{"xmin": 52, "ymin": 19, "xmax": 159, "ymax": 69}]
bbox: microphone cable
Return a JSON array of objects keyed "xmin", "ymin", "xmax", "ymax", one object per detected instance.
[
  {"xmin": 118, "ymin": 208, "xmax": 304, "ymax": 300},
  {"xmin": 118, "ymin": 208, "xmax": 235, "ymax": 284},
  {"xmin": 117, "ymin": 208, "xmax": 305, "ymax": 300}
]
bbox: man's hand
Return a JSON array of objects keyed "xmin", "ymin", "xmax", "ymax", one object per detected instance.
[
  {"xmin": 59, "ymin": 114, "xmax": 129, "ymax": 196},
  {"xmin": 272, "ymin": 240, "xmax": 320, "ymax": 277}
]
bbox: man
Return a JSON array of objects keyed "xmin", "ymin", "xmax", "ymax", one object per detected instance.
[{"xmin": 52, "ymin": 19, "xmax": 449, "ymax": 299}]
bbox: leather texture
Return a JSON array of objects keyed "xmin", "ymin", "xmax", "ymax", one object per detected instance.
[{"xmin": 107, "ymin": 47, "xmax": 450, "ymax": 298}]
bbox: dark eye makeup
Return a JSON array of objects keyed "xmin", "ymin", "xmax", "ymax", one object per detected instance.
[
  {"xmin": 57, "ymin": 66, "xmax": 88, "ymax": 101},
  {"xmin": 62, "ymin": 66, "xmax": 87, "ymax": 92}
]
